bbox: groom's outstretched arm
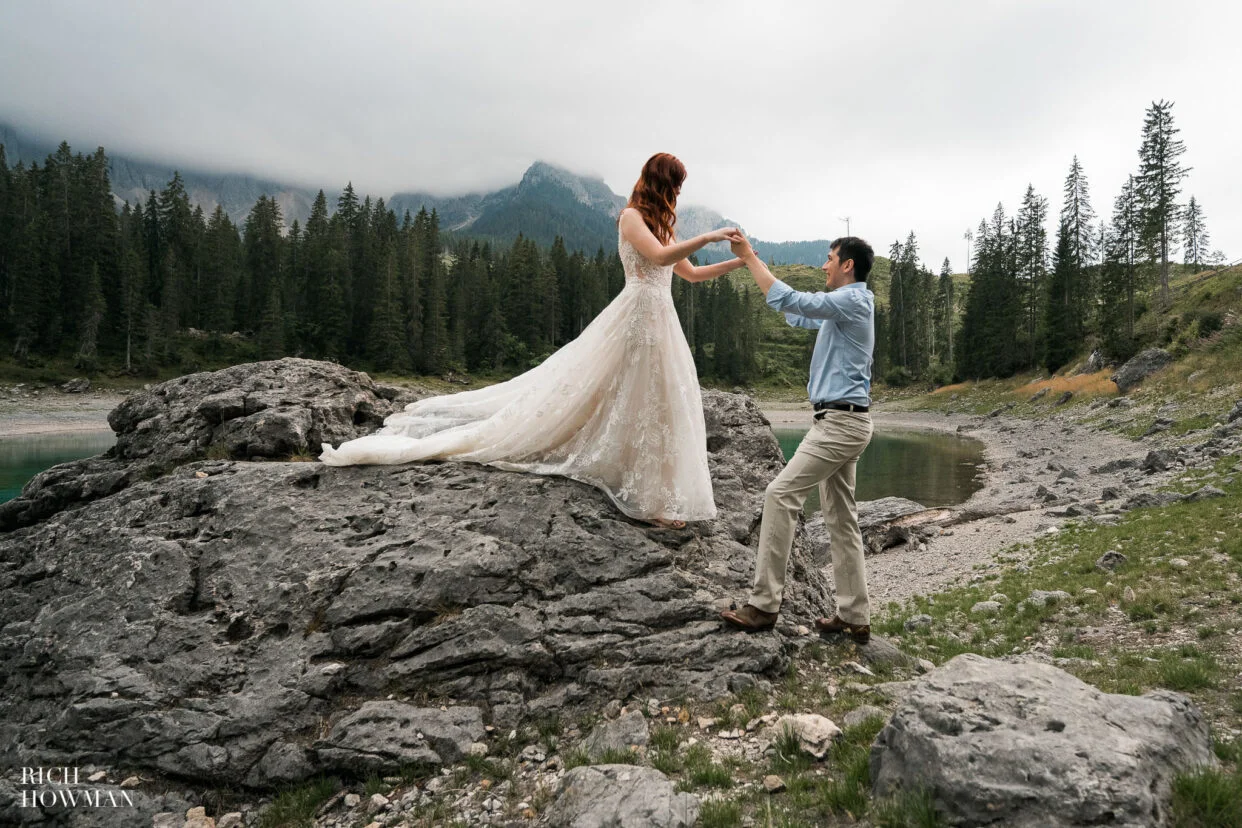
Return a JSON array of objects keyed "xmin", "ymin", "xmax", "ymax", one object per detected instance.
[
  {"xmin": 729, "ymin": 236, "xmax": 779, "ymax": 296},
  {"xmin": 728, "ymin": 234, "xmax": 857, "ymax": 322}
]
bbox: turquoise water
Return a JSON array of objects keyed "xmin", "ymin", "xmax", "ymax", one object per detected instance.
[
  {"xmin": 0, "ymin": 431, "xmax": 117, "ymax": 503},
  {"xmin": 773, "ymin": 425, "xmax": 985, "ymax": 513}
]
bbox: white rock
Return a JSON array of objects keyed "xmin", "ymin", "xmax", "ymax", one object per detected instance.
[
  {"xmin": 344, "ymin": 793, "xmax": 362, "ymax": 807},
  {"xmin": 772, "ymin": 714, "xmax": 842, "ymax": 759}
]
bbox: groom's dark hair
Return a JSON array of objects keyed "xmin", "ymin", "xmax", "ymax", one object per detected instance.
[{"xmin": 831, "ymin": 236, "xmax": 874, "ymax": 282}]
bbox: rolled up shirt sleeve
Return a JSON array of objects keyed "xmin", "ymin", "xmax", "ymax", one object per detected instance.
[
  {"xmin": 766, "ymin": 278, "xmax": 860, "ymax": 321},
  {"xmin": 784, "ymin": 312, "xmax": 823, "ymax": 330}
]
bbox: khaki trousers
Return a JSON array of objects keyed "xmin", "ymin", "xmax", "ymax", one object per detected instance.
[{"xmin": 749, "ymin": 410, "xmax": 874, "ymax": 623}]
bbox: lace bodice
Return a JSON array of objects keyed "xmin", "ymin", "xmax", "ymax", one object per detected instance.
[{"xmin": 619, "ymin": 233, "xmax": 674, "ymax": 290}]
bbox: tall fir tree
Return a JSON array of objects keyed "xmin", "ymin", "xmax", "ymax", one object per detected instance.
[
  {"xmin": 1099, "ymin": 176, "xmax": 1144, "ymax": 359},
  {"xmin": 934, "ymin": 258, "xmax": 955, "ymax": 370},
  {"xmin": 1043, "ymin": 221, "xmax": 1078, "ymax": 372},
  {"xmin": 1136, "ymin": 99, "xmax": 1190, "ymax": 307},
  {"xmin": 1181, "ymin": 196, "xmax": 1209, "ymax": 272},
  {"xmin": 1060, "ymin": 156, "xmax": 1097, "ymax": 337},
  {"xmin": 1016, "ymin": 184, "xmax": 1049, "ymax": 369}
]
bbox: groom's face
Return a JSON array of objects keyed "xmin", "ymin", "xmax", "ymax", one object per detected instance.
[{"xmin": 822, "ymin": 247, "xmax": 853, "ymax": 289}]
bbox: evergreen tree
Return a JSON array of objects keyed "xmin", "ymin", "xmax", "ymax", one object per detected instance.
[
  {"xmin": 1060, "ymin": 156, "xmax": 1097, "ymax": 335},
  {"xmin": 1136, "ymin": 99, "xmax": 1190, "ymax": 306},
  {"xmin": 934, "ymin": 258, "xmax": 955, "ymax": 369},
  {"xmin": 887, "ymin": 240, "xmax": 907, "ymax": 378},
  {"xmin": 370, "ymin": 243, "xmax": 407, "ymax": 370},
  {"xmin": 1181, "ymin": 196, "xmax": 1209, "ymax": 272},
  {"xmin": 959, "ymin": 207, "xmax": 1023, "ymax": 379},
  {"xmin": 1043, "ymin": 222, "xmax": 1078, "ymax": 372},
  {"xmin": 1016, "ymin": 184, "xmax": 1049, "ymax": 369},
  {"xmin": 1099, "ymin": 176, "xmax": 1144, "ymax": 359}
]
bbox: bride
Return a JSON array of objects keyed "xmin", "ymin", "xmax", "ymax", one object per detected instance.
[{"xmin": 319, "ymin": 152, "xmax": 745, "ymax": 529}]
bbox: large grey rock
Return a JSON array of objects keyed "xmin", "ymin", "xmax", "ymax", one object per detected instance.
[
  {"xmin": 581, "ymin": 710, "xmax": 650, "ymax": 760},
  {"xmin": 871, "ymin": 653, "xmax": 1216, "ymax": 827},
  {"xmin": 0, "ymin": 361, "xmax": 831, "ymax": 792},
  {"xmin": 313, "ymin": 702, "xmax": 485, "ymax": 773},
  {"xmin": 1110, "ymin": 348, "xmax": 1173, "ymax": 393},
  {"xmin": 0, "ymin": 358, "xmax": 420, "ymax": 532},
  {"xmin": 547, "ymin": 765, "xmax": 698, "ymax": 828},
  {"xmin": 1228, "ymin": 400, "xmax": 1242, "ymax": 423}
]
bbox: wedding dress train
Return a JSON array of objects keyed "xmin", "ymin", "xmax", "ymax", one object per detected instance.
[{"xmin": 319, "ymin": 229, "xmax": 717, "ymax": 522}]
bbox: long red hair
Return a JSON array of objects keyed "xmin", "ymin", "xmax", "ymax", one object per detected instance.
[{"xmin": 623, "ymin": 153, "xmax": 685, "ymax": 244}]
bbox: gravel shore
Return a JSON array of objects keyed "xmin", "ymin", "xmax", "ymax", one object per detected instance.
[{"xmin": 0, "ymin": 389, "xmax": 124, "ymax": 437}]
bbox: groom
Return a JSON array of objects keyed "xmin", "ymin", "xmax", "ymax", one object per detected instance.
[{"xmin": 720, "ymin": 234, "xmax": 877, "ymax": 644}]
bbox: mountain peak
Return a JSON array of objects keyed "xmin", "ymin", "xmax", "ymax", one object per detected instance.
[{"xmin": 518, "ymin": 161, "xmax": 624, "ymax": 213}]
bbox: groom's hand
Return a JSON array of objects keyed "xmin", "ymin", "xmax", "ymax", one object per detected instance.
[{"xmin": 729, "ymin": 234, "xmax": 755, "ymax": 259}]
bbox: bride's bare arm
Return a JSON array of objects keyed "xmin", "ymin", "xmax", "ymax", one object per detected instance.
[
  {"xmin": 619, "ymin": 208, "xmax": 737, "ymax": 267},
  {"xmin": 672, "ymin": 257, "xmax": 745, "ymax": 283}
]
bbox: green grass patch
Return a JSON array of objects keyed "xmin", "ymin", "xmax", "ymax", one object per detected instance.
[
  {"xmin": 698, "ymin": 798, "xmax": 744, "ymax": 828},
  {"xmin": 679, "ymin": 744, "xmax": 734, "ymax": 791},
  {"xmin": 871, "ymin": 787, "xmax": 946, "ymax": 828},
  {"xmin": 1170, "ymin": 764, "xmax": 1242, "ymax": 828},
  {"xmin": 253, "ymin": 775, "xmax": 340, "ymax": 828}
]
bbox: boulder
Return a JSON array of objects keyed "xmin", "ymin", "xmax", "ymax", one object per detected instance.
[
  {"xmin": 871, "ymin": 654, "xmax": 1216, "ymax": 827},
  {"xmin": 1110, "ymin": 348, "xmax": 1173, "ymax": 393},
  {"xmin": 0, "ymin": 361, "xmax": 831, "ymax": 791},
  {"xmin": 546, "ymin": 765, "xmax": 698, "ymax": 828},
  {"xmin": 61, "ymin": 377, "xmax": 91, "ymax": 393},
  {"xmin": 0, "ymin": 358, "xmax": 420, "ymax": 532},
  {"xmin": 1077, "ymin": 349, "xmax": 1106, "ymax": 375},
  {"xmin": 1141, "ymin": 449, "xmax": 1179, "ymax": 473}
]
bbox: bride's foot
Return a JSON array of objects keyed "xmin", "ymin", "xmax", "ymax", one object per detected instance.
[{"xmin": 643, "ymin": 517, "xmax": 687, "ymax": 530}]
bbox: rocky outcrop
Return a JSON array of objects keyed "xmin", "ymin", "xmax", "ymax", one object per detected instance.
[
  {"xmin": 0, "ymin": 360, "xmax": 832, "ymax": 797},
  {"xmin": 1110, "ymin": 348, "xmax": 1173, "ymax": 393},
  {"xmin": 871, "ymin": 653, "xmax": 1216, "ymax": 827},
  {"xmin": 0, "ymin": 358, "xmax": 428, "ymax": 532}
]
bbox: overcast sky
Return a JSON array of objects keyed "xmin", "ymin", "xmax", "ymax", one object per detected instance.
[{"xmin": 1, "ymin": 0, "xmax": 1238, "ymax": 270}]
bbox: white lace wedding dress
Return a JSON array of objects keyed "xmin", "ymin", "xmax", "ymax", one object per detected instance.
[{"xmin": 318, "ymin": 229, "xmax": 718, "ymax": 522}]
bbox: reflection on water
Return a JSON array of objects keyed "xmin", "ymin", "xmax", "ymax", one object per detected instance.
[
  {"xmin": 0, "ymin": 431, "xmax": 117, "ymax": 503},
  {"xmin": 773, "ymin": 425, "xmax": 985, "ymax": 514}
]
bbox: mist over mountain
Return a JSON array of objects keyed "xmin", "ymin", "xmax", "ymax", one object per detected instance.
[{"xmin": 0, "ymin": 122, "xmax": 833, "ymax": 264}]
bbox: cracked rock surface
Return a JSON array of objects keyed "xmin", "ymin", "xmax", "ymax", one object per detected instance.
[{"xmin": 0, "ymin": 360, "xmax": 832, "ymax": 794}]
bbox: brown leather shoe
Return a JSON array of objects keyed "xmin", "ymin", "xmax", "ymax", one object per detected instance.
[
  {"xmin": 720, "ymin": 604, "xmax": 777, "ymax": 632},
  {"xmin": 815, "ymin": 615, "xmax": 871, "ymax": 644}
]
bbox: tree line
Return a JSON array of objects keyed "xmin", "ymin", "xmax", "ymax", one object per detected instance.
[
  {"xmin": 883, "ymin": 100, "xmax": 1225, "ymax": 385},
  {"xmin": 0, "ymin": 143, "xmax": 764, "ymax": 384}
]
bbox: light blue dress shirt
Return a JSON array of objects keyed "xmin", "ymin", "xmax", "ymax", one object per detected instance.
[{"xmin": 765, "ymin": 279, "xmax": 875, "ymax": 407}]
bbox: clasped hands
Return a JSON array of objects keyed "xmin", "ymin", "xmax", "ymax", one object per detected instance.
[{"xmin": 705, "ymin": 227, "xmax": 756, "ymax": 260}]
